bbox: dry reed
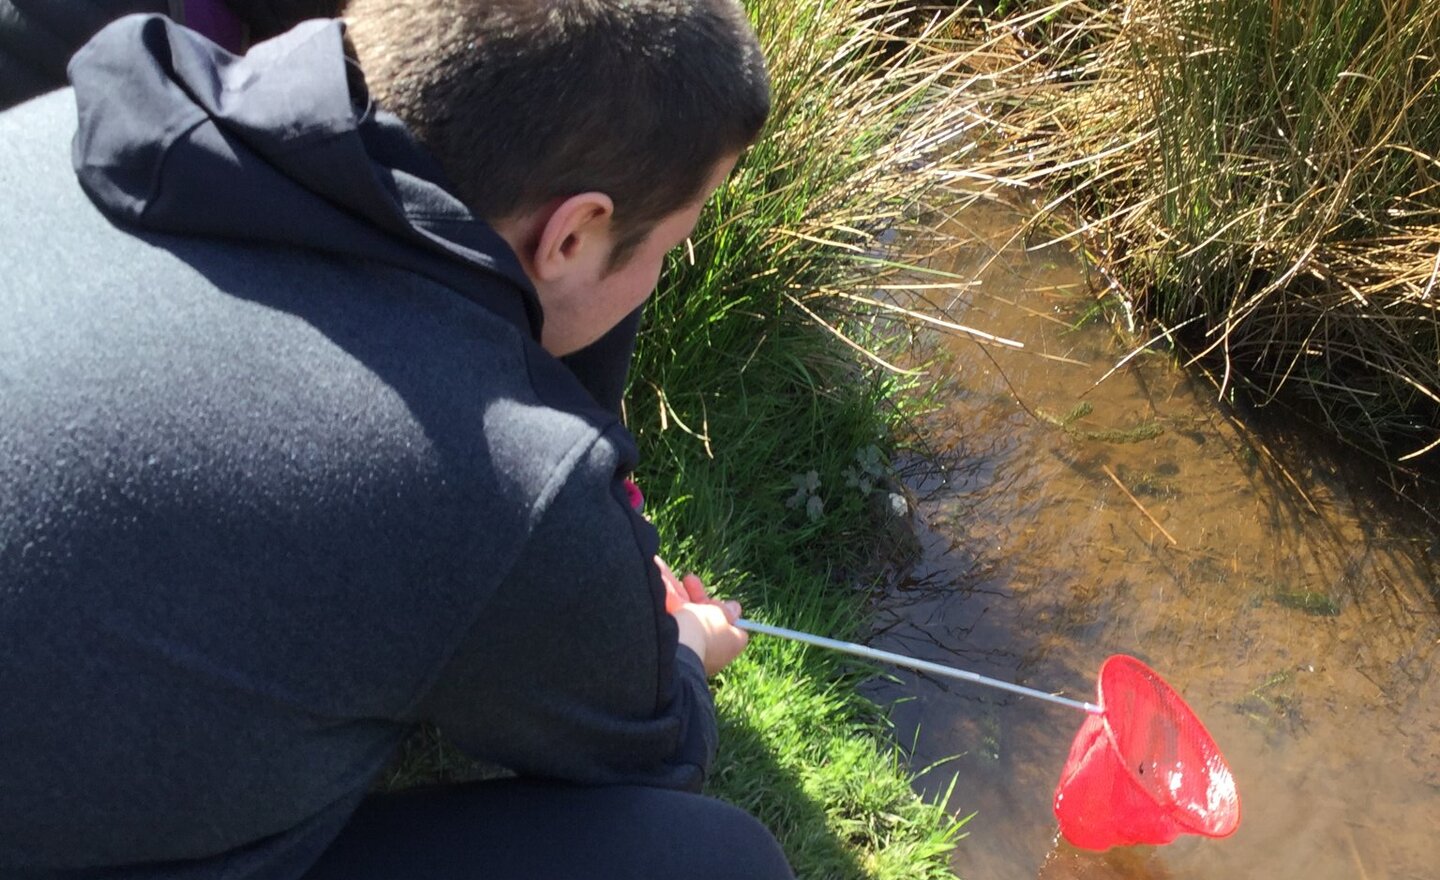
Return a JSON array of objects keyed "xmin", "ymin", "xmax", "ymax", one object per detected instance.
[{"xmin": 943, "ymin": 0, "xmax": 1440, "ymax": 478}]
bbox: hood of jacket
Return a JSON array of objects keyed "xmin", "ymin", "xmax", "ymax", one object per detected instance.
[{"xmin": 67, "ymin": 14, "xmax": 543, "ymax": 338}]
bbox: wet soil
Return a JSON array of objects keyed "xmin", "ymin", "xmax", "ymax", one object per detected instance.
[{"xmin": 864, "ymin": 205, "xmax": 1440, "ymax": 880}]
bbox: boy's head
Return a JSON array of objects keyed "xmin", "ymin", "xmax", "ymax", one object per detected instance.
[{"xmin": 346, "ymin": 0, "xmax": 770, "ymax": 352}]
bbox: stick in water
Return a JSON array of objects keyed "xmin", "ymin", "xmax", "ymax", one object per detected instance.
[{"xmin": 736, "ymin": 619, "xmax": 1102, "ymax": 714}]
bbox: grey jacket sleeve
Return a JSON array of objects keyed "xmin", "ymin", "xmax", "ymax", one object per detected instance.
[{"xmin": 410, "ymin": 425, "xmax": 718, "ymax": 792}]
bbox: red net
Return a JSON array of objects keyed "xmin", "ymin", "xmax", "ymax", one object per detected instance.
[{"xmin": 1053, "ymin": 655, "xmax": 1240, "ymax": 850}]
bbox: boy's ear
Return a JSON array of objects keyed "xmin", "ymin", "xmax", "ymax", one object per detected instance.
[{"xmin": 529, "ymin": 192, "xmax": 615, "ymax": 282}]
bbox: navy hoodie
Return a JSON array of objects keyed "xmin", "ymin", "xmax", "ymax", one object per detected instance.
[
  {"xmin": 0, "ymin": 15, "xmax": 714, "ymax": 879},
  {"xmin": 0, "ymin": 0, "xmax": 166, "ymax": 109}
]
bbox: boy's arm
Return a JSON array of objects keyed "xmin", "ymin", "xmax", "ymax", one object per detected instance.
[{"xmin": 409, "ymin": 427, "xmax": 721, "ymax": 791}]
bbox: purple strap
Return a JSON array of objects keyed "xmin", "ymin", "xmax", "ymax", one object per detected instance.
[{"xmin": 170, "ymin": 0, "xmax": 249, "ymax": 54}]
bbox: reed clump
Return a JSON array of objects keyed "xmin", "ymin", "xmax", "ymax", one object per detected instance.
[{"xmin": 965, "ymin": 0, "xmax": 1440, "ymax": 474}]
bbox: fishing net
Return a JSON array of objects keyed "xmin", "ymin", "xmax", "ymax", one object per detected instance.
[{"xmin": 1053, "ymin": 655, "xmax": 1241, "ymax": 850}]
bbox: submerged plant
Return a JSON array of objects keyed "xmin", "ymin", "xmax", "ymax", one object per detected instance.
[
  {"xmin": 1270, "ymin": 587, "xmax": 1342, "ymax": 617},
  {"xmin": 1235, "ymin": 668, "xmax": 1304, "ymax": 733}
]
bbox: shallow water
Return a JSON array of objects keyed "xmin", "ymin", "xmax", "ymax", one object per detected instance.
[{"xmin": 864, "ymin": 206, "xmax": 1440, "ymax": 880}]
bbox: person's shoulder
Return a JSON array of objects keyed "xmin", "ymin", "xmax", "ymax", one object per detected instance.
[
  {"xmin": 0, "ymin": 88, "xmax": 81, "ymax": 198},
  {"xmin": 0, "ymin": 87, "xmax": 165, "ymax": 312},
  {"xmin": 481, "ymin": 332, "xmax": 633, "ymax": 485}
]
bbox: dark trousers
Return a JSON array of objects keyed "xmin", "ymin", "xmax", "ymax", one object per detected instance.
[{"xmin": 303, "ymin": 780, "xmax": 794, "ymax": 879}]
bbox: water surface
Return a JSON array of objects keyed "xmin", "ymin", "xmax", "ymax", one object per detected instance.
[{"xmin": 866, "ymin": 205, "xmax": 1440, "ymax": 880}]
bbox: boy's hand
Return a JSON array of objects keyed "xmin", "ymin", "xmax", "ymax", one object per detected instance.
[{"xmin": 655, "ymin": 556, "xmax": 747, "ymax": 676}]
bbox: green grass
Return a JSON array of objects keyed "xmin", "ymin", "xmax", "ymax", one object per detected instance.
[
  {"xmin": 956, "ymin": 0, "xmax": 1440, "ymax": 480},
  {"xmin": 624, "ymin": 1, "xmax": 982, "ymax": 876}
]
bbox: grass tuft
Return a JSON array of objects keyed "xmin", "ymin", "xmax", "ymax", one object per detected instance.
[{"xmin": 950, "ymin": 0, "xmax": 1440, "ymax": 480}]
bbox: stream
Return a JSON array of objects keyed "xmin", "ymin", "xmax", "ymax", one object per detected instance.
[{"xmin": 864, "ymin": 205, "xmax": 1440, "ymax": 880}]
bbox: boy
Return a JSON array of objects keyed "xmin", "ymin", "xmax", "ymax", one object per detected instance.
[
  {"xmin": 0, "ymin": 0, "xmax": 642, "ymax": 415},
  {"xmin": 0, "ymin": 1, "xmax": 790, "ymax": 877}
]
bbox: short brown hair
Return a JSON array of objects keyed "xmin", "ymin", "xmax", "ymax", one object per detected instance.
[{"xmin": 346, "ymin": 0, "xmax": 770, "ymax": 263}]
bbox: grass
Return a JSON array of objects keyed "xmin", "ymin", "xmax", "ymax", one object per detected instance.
[
  {"xmin": 627, "ymin": 0, "xmax": 991, "ymax": 876},
  {"xmin": 950, "ymin": 0, "xmax": 1440, "ymax": 489}
]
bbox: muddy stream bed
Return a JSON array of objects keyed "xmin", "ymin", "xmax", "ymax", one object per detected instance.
[{"xmin": 862, "ymin": 206, "xmax": 1440, "ymax": 880}]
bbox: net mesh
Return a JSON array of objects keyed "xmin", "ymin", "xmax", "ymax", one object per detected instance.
[{"xmin": 1053, "ymin": 655, "xmax": 1240, "ymax": 850}]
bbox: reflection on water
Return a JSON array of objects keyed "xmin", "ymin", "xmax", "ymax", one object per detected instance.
[{"xmin": 865, "ymin": 205, "xmax": 1440, "ymax": 880}]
